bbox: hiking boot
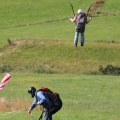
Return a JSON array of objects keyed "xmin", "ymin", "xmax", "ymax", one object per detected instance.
[
  {"xmin": 75, "ymin": 44, "xmax": 77, "ymax": 47},
  {"xmin": 81, "ymin": 43, "xmax": 84, "ymax": 46}
]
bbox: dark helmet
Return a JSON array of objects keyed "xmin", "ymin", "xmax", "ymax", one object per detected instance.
[{"xmin": 28, "ymin": 87, "xmax": 36, "ymax": 98}]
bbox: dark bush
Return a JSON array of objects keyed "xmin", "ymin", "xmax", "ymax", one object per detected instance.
[
  {"xmin": 99, "ymin": 65, "xmax": 120, "ymax": 75},
  {"xmin": 0, "ymin": 65, "xmax": 13, "ymax": 73}
]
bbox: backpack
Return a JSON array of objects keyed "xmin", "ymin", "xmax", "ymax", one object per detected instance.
[
  {"xmin": 39, "ymin": 87, "xmax": 62, "ymax": 114},
  {"xmin": 76, "ymin": 13, "xmax": 87, "ymax": 24}
]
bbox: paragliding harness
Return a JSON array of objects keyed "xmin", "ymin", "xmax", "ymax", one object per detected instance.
[
  {"xmin": 76, "ymin": 13, "xmax": 87, "ymax": 24},
  {"xmin": 75, "ymin": 13, "xmax": 87, "ymax": 33},
  {"xmin": 38, "ymin": 87, "xmax": 62, "ymax": 120}
]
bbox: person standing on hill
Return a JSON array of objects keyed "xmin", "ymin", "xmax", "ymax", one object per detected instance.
[
  {"xmin": 69, "ymin": 9, "xmax": 92, "ymax": 47},
  {"xmin": 28, "ymin": 86, "xmax": 62, "ymax": 120}
]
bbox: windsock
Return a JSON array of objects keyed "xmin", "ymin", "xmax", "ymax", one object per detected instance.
[{"xmin": 0, "ymin": 73, "xmax": 11, "ymax": 91}]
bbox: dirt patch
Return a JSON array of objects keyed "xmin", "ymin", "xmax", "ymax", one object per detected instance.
[
  {"xmin": 90, "ymin": 0, "xmax": 105, "ymax": 11},
  {"xmin": 0, "ymin": 52, "xmax": 4, "ymax": 57},
  {"xmin": 0, "ymin": 98, "xmax": 30, "ymax": 112},
  {"xmin": 88, "ymin": 0, "xmax": 106, "ymax": 16},
  {"xmin": 5, "ymin": 38, "xmax": 67, "ymax": 47},
  {"xmin": 7, "ymin": 39, "xmax": 33, "ymax": 46}
]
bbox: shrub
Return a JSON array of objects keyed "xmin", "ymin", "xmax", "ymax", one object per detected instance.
[
  {"xmin": 0, "ymin": 65, "xmax": 13, "ymax": 73},
  {"xmin": 99, "ymin": 65, "xmax": 120, "ymax": 75}
]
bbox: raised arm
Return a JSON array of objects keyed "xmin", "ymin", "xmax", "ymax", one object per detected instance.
[{"xmin": 69, "ymin": 16, "xmax": 76, "ymax": 22}]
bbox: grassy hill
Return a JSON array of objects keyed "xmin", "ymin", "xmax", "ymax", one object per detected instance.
[
  {"xmin": 0, "ymin": 1, "xmax": 120, "ymax": 119},
  {"xmin": 0, "ymin": 39, "xmax": 120, "ymax": 74},
  {"xmin": 0, "ymin": 0, "xmax": 120, "ymax": 74}
]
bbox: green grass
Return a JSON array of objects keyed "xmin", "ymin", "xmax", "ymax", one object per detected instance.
[
  {"xmin": 0, "ymin": 74, "xmax": 120, "ymax": 120},
  {"xmin": 0, "ymin": 0, "xmax": 120, "ymax": 48},
  {"xmin": 102, "ymin": 0, "xmax": 120, "ymax": 13},
  {"xmin": 0, "ymin": 0, "xmax": 120, "ymax": 119}
]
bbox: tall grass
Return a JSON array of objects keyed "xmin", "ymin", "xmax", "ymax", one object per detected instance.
[{"xmin": 0, "ymin": 40, "xmax": 120, "ymax": 74}]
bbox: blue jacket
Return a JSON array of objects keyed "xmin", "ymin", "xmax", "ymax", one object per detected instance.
[{"xmin": 29, "ymin": 91, "xmax": 52, "ymax": 110}]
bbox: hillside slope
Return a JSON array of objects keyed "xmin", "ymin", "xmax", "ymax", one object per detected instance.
[
  {"xmin": 0, "ymin": 39, "xmax": 120, "ymax": 74},
  {"xmin": 0, "ymin": 0, "xmax": 120, "ymax": 74}
]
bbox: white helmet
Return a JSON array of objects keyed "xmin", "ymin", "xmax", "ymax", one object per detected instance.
[{"xmin": 77, "ymin": 9, "xmax": 83, "ymax": 14}]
